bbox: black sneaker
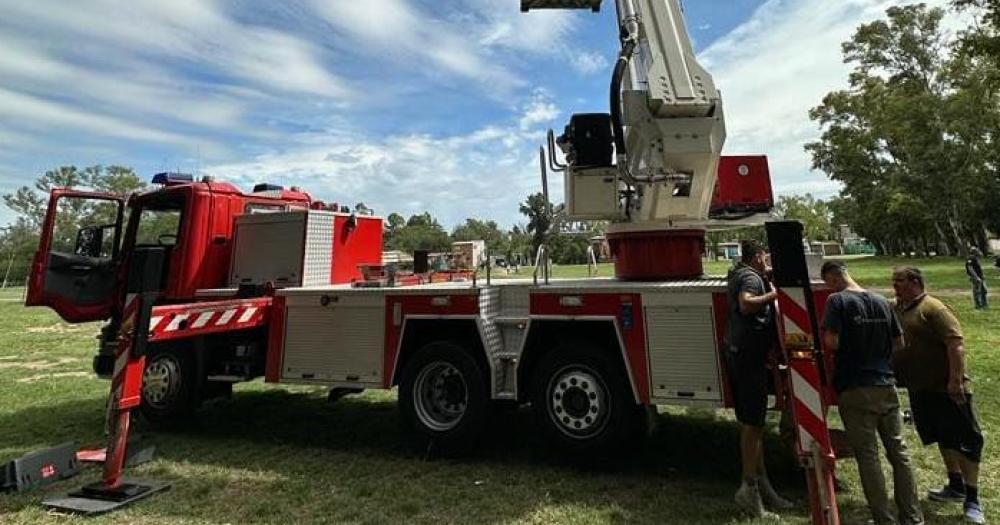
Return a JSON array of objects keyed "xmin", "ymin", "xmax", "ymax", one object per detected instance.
[{"xmin": 928, "ymin": 485, "xmax": 967, "ymax": 503}]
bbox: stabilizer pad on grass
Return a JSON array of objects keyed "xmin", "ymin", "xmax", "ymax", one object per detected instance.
[{"xmin": 42, "ymin": 478, "xmax": 170, "ymax": 516}]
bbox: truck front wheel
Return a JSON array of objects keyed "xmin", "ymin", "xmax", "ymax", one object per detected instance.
[
  {"xmin": 140, "ymin": 347, "xmax": 196, "ymax": 425},
  {"xmin": 398, "ymin": 342, "xmax": 490, "ymax": 453}
]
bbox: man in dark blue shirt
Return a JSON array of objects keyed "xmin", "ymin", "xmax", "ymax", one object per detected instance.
[
  {"xmin": 966, "ymin": 248, "xmax": 988, "ymax": 310},
  {"xmin": 821, "ymin": 261, "xmax": 923, "ymax": 525}
]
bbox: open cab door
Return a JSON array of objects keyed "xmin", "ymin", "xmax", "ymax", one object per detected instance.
[{"xmin": 26, "ymin": 189, "xmax": 126, "ymax": 323}]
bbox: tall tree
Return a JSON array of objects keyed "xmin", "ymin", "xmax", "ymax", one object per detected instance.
[
  {"xmin": 451, "ymin": 218, "xmax": 507, "ymax": 253},
  {"xmin": 774, "ymin": 194, "xmax": 834, "ymax": 241},
  {"xmin": 1, "ymin": 165, "xmax": 146, "ymax": 283},
  {"xmin": 807, "ymin": 4, "xmax": 999, "ymax": 255},
  {"xmin": 519, "ymin": 193, "xmax": 553, "ymax": 259},
  {"xmin": 384, "ymin": 212, "xmax": 451, "ymax": 253}
]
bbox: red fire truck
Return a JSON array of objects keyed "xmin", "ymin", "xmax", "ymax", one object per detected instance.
[{"xmin": 24, "ymin": 1, "xmax": 844, "ymax": 522}]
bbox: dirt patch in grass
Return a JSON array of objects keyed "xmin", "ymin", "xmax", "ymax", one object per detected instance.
[
  {"xmin": 26, "ymin": 323, "xmax": 91, "ymax": 334},
  {"xmin": 0, "ymin": 357, "xmax": 80, "ymax": 370},
  {"xmin": 16, "ymin": 371, "xmax": 91, "ymax": 383}
]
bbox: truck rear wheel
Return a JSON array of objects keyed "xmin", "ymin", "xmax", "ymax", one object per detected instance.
[
  {"xmin": 399, "ymin": 342, "xmax": 490, "ymax": 453},
  {"xmin": 531, "ymin": 342, "xmax": 643, "ymax": 455},
  {"xmin": 140, "ymin": 347, "xmax": 196, "ymax": 425}
]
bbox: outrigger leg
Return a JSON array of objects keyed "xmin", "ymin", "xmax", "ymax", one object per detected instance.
[{"xmin": 43, "ymin": 292, "xmax": 170, "ymax": 515}]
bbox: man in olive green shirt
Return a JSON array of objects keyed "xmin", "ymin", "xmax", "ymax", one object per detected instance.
[{"xmin": 892, "ymin": 267, "xmax": 985, "ymax": 525}]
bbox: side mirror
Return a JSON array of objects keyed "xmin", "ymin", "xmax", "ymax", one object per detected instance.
[{"xmin": 74, "ymin": 224, "xmax": 115, "ymax": 258}]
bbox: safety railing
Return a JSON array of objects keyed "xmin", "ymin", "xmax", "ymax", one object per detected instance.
[
  {"xmin": 586, "ymin": 245, "xmax": 599, "ymax": 277},
  {"xmin": 533, "ymin": 244, "xmax": 550, "ymax": 285}
]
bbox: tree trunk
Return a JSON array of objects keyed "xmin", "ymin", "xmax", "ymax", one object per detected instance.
[
  {"xmin": 975, "ymin": 225, "xmax": 989, "ymax": 254},
  {"xmin": 933, "ymin": 222, "xmax": 953, "ymax": 256},
  {"xmin": 947, "ymin": 210, "xmax": 966, "ymax": 257},
  {"xmin": 877, "ymin": 240, "xmax": 888, "ymax": 256}
]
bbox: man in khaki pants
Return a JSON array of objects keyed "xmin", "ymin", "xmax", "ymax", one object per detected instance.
[{"xmin": 821, "ymin": 261, "xmax": 923, "ymax": 525}]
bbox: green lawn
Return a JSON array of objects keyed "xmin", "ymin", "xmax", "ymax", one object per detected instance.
[{"xmin": 0, "ymin": 265, "xmax": 997, "ymax": 524}]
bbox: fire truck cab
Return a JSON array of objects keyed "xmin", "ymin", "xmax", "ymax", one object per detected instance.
[{"xmin": 25, "ymin": 173, "xmax": 385, "ymax": 420}]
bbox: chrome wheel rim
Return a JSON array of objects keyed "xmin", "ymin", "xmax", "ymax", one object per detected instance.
[
  {"xmin": 547, "ymin": 365, "xmax": 610, "ymax": 439},
  {"xmin": 143, "ymin": 356, "xmax": 182, "ymax": 409},
  {"xmin": 413, "ymin": 361, "xmax": 468, "ymax": 432}
]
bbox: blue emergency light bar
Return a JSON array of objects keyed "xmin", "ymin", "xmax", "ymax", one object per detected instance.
[{"xmin": 151, "ymin": 172, "xmax": 194, "ymax": 185}]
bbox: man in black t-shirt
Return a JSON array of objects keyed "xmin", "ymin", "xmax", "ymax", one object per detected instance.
[
  {"xmin": 725, "ymin": 240, "xmax": 791, "ymax": 518},
  {"xmin": 821, "ymin": 261, "xmax": 923, "ymax": 525}
]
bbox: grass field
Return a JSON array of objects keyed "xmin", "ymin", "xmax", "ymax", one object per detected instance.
[{"xmin": 0, "ymin": 260, "xmax": 997, "ymax": 524}]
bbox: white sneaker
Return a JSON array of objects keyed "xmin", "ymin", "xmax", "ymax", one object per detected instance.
[
  {"xmin": 735, "ymin": 482, "xmax": 779, "ymax": 519},
  {"xmin": 759, "ymin": 477, "xmax": 795, "ymax": 511},
  {"xmin": 965, "ymin": 501, "xmax": 986, "ymax": 524}
]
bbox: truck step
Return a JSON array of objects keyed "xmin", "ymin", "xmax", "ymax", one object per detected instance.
[
  {"xmin": 493, "ymin": 316, "xmax": 530, "ymax": 326},
  {"xmin": 205, "ymin": 375, "xmax": 250, "ymax": 383}
]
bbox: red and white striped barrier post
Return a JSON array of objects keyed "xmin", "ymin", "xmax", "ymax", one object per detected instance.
[
  {"xmin": 776, "ymin": 287, "xmax": 839, "ymax": 525},
  {"xmin": 765, "ymin": 221, "xmax": 839, "ymax": 525}
]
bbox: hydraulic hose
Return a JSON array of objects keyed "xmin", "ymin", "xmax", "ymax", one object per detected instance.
[{"xmin": 610, "ymin": 39, "xmax": 637, "ymax": 187}]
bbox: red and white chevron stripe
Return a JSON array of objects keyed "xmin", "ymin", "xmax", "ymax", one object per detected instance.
[
  {"xmin": 147, "ymin": 298, "xmax": 271, "ymax": 342},
  {"xmin": 778, "ymin": 288, "xmax": 810, "ymax": 339},
  {"xmin": 776, "ymin": 288, "xmax": 833, "ymax": 456}
]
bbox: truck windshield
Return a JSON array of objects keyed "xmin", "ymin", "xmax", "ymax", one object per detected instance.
[{"xmin": 134, "ymin": 207, "xmax": 182, "ymax": 247}]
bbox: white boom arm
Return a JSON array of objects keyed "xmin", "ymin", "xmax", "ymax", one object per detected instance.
[{"xmin": 524, "ymin": 0, "xmax": 726, "ymax": 229}]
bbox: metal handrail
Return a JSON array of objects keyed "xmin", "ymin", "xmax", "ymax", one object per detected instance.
[
  {"xmin": 533, "ymin": 244, "xmax": 550, "ymax": 285},
  {"xmin": 546, "ymin": 130, "xmax": 566, "ymax": 172}
]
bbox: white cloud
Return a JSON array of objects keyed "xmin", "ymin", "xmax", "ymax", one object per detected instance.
[
  {"xmin": 0, "ymin": 0, "xmax": 351, "ymax": 100},
  {"xmin": 0, "ymin": 88, "xmax": 203, "ymax": 149},
  {"xmin": 207, "ymin": 123, "xmax": 549, "ymax": 228},
  {"xmin": 470, "ymin": 0, "xmax": 609, "ymax": 78},
  {"xmin": 0, "ymin": 35, "xmax": 246, "ymax": 131},
  {"xmin": 469, "ymin": 0, "xmax": 578, "ymax": 53},
  {"xmin": 569, "ymin": 51, "xmax": 610, "ymax": 75},
  {"xmin": 519, "ymin": 90, "xmax": 561, "ymax": 131},
  {"xmin": 700, "ymin": 0, "xmax": 950, "ymax": 198},
  {"xmin": 311, "ymin": 0, "xmax": 524, "ymax": 94}
]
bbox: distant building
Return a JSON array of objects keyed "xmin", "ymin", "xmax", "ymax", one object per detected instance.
[
  {"xmin": 589, "ymin": 236, "xmax": 610, "ymax": 261},
  {"xmin": 382, "ymin": 250, "xmax": 413, "ymax": 265},
  {"xmin": 452, "ymin": 240, "xmax": 486, "ymax": 270},
  {"xmin": 839, "ymin": 224, "xmax": 864, "ymax": 246},
  {"xmin": 810, "ymin": 241, "xmax": 844, "ymax": 256},
  {"xmin": 716, "ymin": 242, "xmax": 741, "ymax": 260}
]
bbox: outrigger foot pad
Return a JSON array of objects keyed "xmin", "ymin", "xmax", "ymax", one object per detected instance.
[{"xmin": 43, "ymin": 478, "xmax": 170, "ymax": 515}]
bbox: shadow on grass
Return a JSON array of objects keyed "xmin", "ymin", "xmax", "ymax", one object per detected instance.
[{"xmin": 0, "ymin": 390, "xmax": 819, "ymax": 524}]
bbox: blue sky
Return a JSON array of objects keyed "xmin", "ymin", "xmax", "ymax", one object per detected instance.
[{"xmin": 0, "ymin": 0, "xmax": 948, "ymax": 228}]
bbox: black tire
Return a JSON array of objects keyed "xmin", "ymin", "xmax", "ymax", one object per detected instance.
[
  {"xmin": 530, "ymin": 342, "xmax": 645, "ymax": 456},
  {"xmin": 139, "ymin": 346, "xmax": 197, "ymax": 425},
  {"xmin": 398, "ymin": 341, "xmax": 490, "ymax": 453}
]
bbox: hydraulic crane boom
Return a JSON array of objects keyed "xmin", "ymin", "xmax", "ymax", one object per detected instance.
[{"xmin": 524, "ymin": 0, "xmax": 738, "ymax": 279}]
